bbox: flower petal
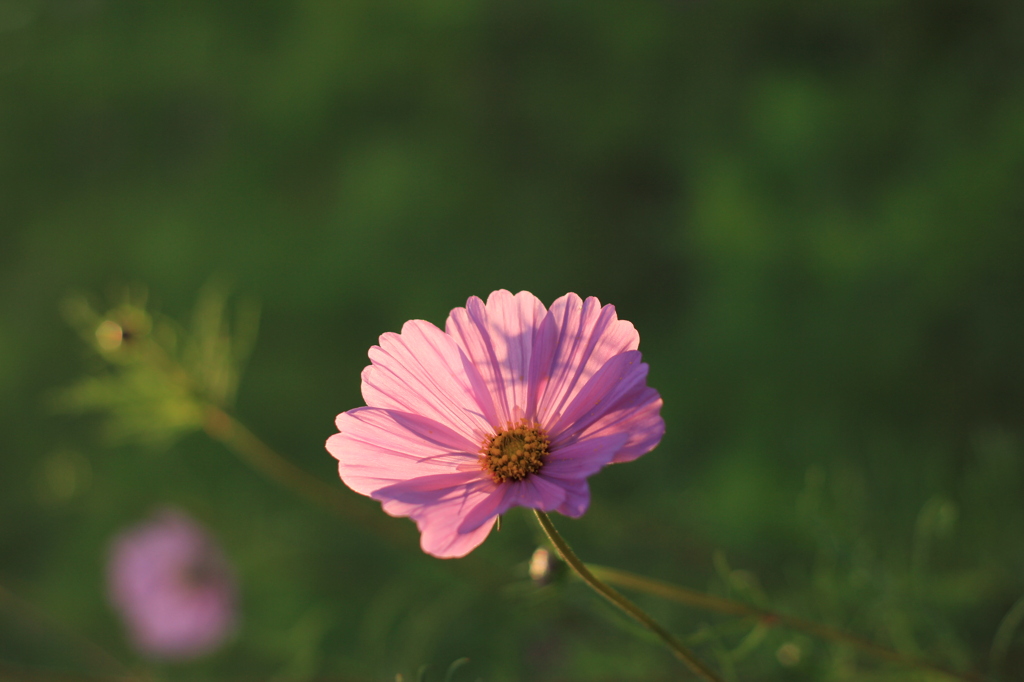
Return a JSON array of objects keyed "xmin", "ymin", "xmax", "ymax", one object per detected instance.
[
  {"xmin": 372, "ymin": 475, "xmax": 499, "ymax": 558},
  {"xmin": 542, "ymin": 432, "xmax": 628, "ymax": 479},
  {"xmin": 456, "ymin": 474, "xmax": 569, "ymax": 536},
  {"xmin": 532, "ymin": 294, "xmax": 640, "ymax": 426},
  {"xmin": 361, "ymin": 320, "xmax": 494, "ymax": 442},
  {"xmin": 548, "ymin": 351, "xmax": 648, "ymax": 439},
  {"xmin": 574, "ymin": 385, "xmax": 664, "ymax": 463},
  {"xmin": 523, "ymin": 433, "xmax": 627, "ymax": 519},
  {"xmin": 329, "ymin": 407, "xmax": 480, "ymax": 497},
  {"xmin": 505, "ymin": 475, "xmax": 567, "ymax": 513},
  {"xmin": 373, "ymin": 472, "xmax": 489, "ymax": 516},
  {"xmin": 553, "ymin": 478, "xmax": 591, "ymax": 518},
  {"xmin": 424, "ymin": 516, "xmax": 497, "ymax": 558},
  {"xmin": 445, "ymin": 290, "xmax": 548, "ymax": 425},
  {"xmin": 546, "ymin": 351, "xmax": 664, "ymax": 462}
]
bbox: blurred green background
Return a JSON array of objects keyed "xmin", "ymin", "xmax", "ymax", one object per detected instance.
[{"xmin": 2, "ymin": 1, "xmax": 1024, "ymax": 680}]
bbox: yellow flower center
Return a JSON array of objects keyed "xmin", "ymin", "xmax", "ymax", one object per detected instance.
[{"xmin": 481, "ymin": 421, "xmax": 550, "ymax": 483}]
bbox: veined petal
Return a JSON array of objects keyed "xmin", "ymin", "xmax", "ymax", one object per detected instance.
[
  {"xmin": 508, "ymin": 475, "xmax": 567, "ymax": 512},
  {"xmin": 374, "ymin": 472, "xmax": 490, "ymax": 517},
  {"xmin": 424, "ymin": 517, "xmax": 496, "ymax": 559},
  {"xmin": 532, "ymin": 294, "xmax": 639, "ymax": 426},
  {"xmin": 372, "ymin": 475, "xmax": 499, "ymax": 558},
  {"xmin": 445, "ymin": 290, "xmax": 547, "ymax": 425},
  {"xmin": 454, "ymin": 482, "xmax": 511, "ymax": 534},
  {"xmin": 329, "ymin": 407, "xmax": 479, "ymax": 497},
  {"xmin": 553, "ymin": 478, "xmax": 591, "ymax": 518},
  {"xmin": 525, "ymin": 433, "xmax": 627, "ymax": 519},
  {"xmin": 548, "ymin": 351, "xmax": 649, "ymax": 442},
  {"xmin": 542, "ymin": 432, "xmax": 628, "ymax": 479},
  {"xmin": 361, "ymin": 320, "xmax": 493, "ymax": 442},
  {"xmin": 573, "ymin": 385, "xmax": 664, "ymax": 463},
  {"xmin": 456, "ymin": 474, "xmax": 568, "ymax": 536}
]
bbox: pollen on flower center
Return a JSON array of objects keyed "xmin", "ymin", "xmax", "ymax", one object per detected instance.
[{"xmin": 481, "ymin": 421, "xmax": 550, "ymax": 483}]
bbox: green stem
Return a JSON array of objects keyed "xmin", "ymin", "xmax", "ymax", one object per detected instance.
[
  {"xmin": 201, "ymin": 407, "xmax": 511, "ymax": 591},
  {"xmin": 202, "ymin": 406, "xmax": 410, "ymax": 547},
  {"xmin": 991, "ymin": 591, "xmax": 1024, "ymax": 674},
  {"xmin": 0, "ymin": 582, "xmax": 143, "ymax": 681},
  {"xmin": 0, "ymin": 659, "xmax": 145, "ymax": 682},
  {"xmin": 534, "ymin": 511, "xmax": 724, "ymax": 681},
  {"xmin": 587, "ymin": 564, "xmax": 986, "ymax": 682},
  {"xmin": 141, "ymin": 336, "xmax": 411, "ymax": 548}
]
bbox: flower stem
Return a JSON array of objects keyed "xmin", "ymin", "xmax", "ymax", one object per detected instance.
[
  {"xmin": 200, "ymin": 406, "xmax": 514, "ymax": 591},
  {"xmin": 202, "ymin": 406, "xmax": 410, "ymax": 546},
  {"xmin": 0, "ymin": 582, "xmax": 144, "ymax": 681},
  {"xmin": 533, "ymin": 511, "xmax": 724, "ymax": 681},
  {"xmin": 587, "ymin": 564, "xmax": 987, "ymax": 682},
  {"xmin": 991, "ymin": 591, "xmax": 1024, "ymax": 674}
]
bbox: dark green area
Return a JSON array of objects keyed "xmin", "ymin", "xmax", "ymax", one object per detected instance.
[{"xmin": 2, "ymin": 1, "xmax": 1024, "ymax": 679}]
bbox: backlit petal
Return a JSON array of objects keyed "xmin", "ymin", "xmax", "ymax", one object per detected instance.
[
  {"xmin": 573, "ymin": 385, "xmax": 664, "ymax": 463},
  {"xmin": 372, "ymin": 475, "xmax": 499, "ymax": 558},
  {"xmin": 547, "ymin": 351, "xmax": 648, "ymax": 442},
  {"xmin": 445, "ymin": 290, "xmax": 547, "ymax": 425},
  {"xmin": 552, "ymin": 478, "xmax": 591, "ymax": 518},
  {"xmin": 542, "ymin": 432, "xmax": 627, "ymax": 479},
  {"xmin": 532, "ymin": 294, "xmax": 639, "ymax": 426},
  {"xmin": 330, "ymin": 407, "xmax": 479, "ymax": 497},
  {"xmin": 361, "ymin": 320, "xmax": 493, "ymax": 442}
]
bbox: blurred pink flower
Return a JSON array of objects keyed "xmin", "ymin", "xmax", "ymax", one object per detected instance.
[
  {"xmin": 107, "ymin": 508, "xmax": 237, "ymax": 660},
  {"xmin": 326, "ymin": 290, "xmax": 664, "ymax": 558}
]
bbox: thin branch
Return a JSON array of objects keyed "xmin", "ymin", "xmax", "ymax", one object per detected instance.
[
  {"xmin": 202, "ymin": 406, "xmax": 411, "ymax": 547},
  {"xmin": 0, "ymin": 583, "xmax": 142, "ymax": 680},
  {"xmin": 588, "ymin": 564, "xmax": 987, "ymax": 682}
]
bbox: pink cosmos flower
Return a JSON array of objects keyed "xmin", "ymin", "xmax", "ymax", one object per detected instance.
[
  {"xmin": 107, "ymin": 508, "xmax": 237, "ymax": 660},
  {"xmin": 326, "ymin": 290, "xmax": 664, "ymax": 558}
]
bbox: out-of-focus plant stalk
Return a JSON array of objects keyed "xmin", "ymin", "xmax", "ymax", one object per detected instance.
[
  {"xmin": 534, "ymin": 511, "xmax": 725, "ymax": 682},
  {"xmin": 0, "ymin": 662, "xmax": 145, "ymax": 682},
  {"xmin": 201, "ymin": 406, "xmax": 523, "ymax": 589},
  {"xmin": 588, "ymin": 564, "xmax": 987, "ymax": 682},
  {"xmin": 202, "ymin": 406, "xmax": 408, "ymax": 545},
  {"xmin": 991, "ymin": 592, "xmax": 1024, "ymax": 675},
  {"xmin": 61, "ymin": 290, "xmax": 416, "ymax": 548},
  {"xmin": 0, "ymin": 582, "xmax": 146, "ymax": 682}
]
